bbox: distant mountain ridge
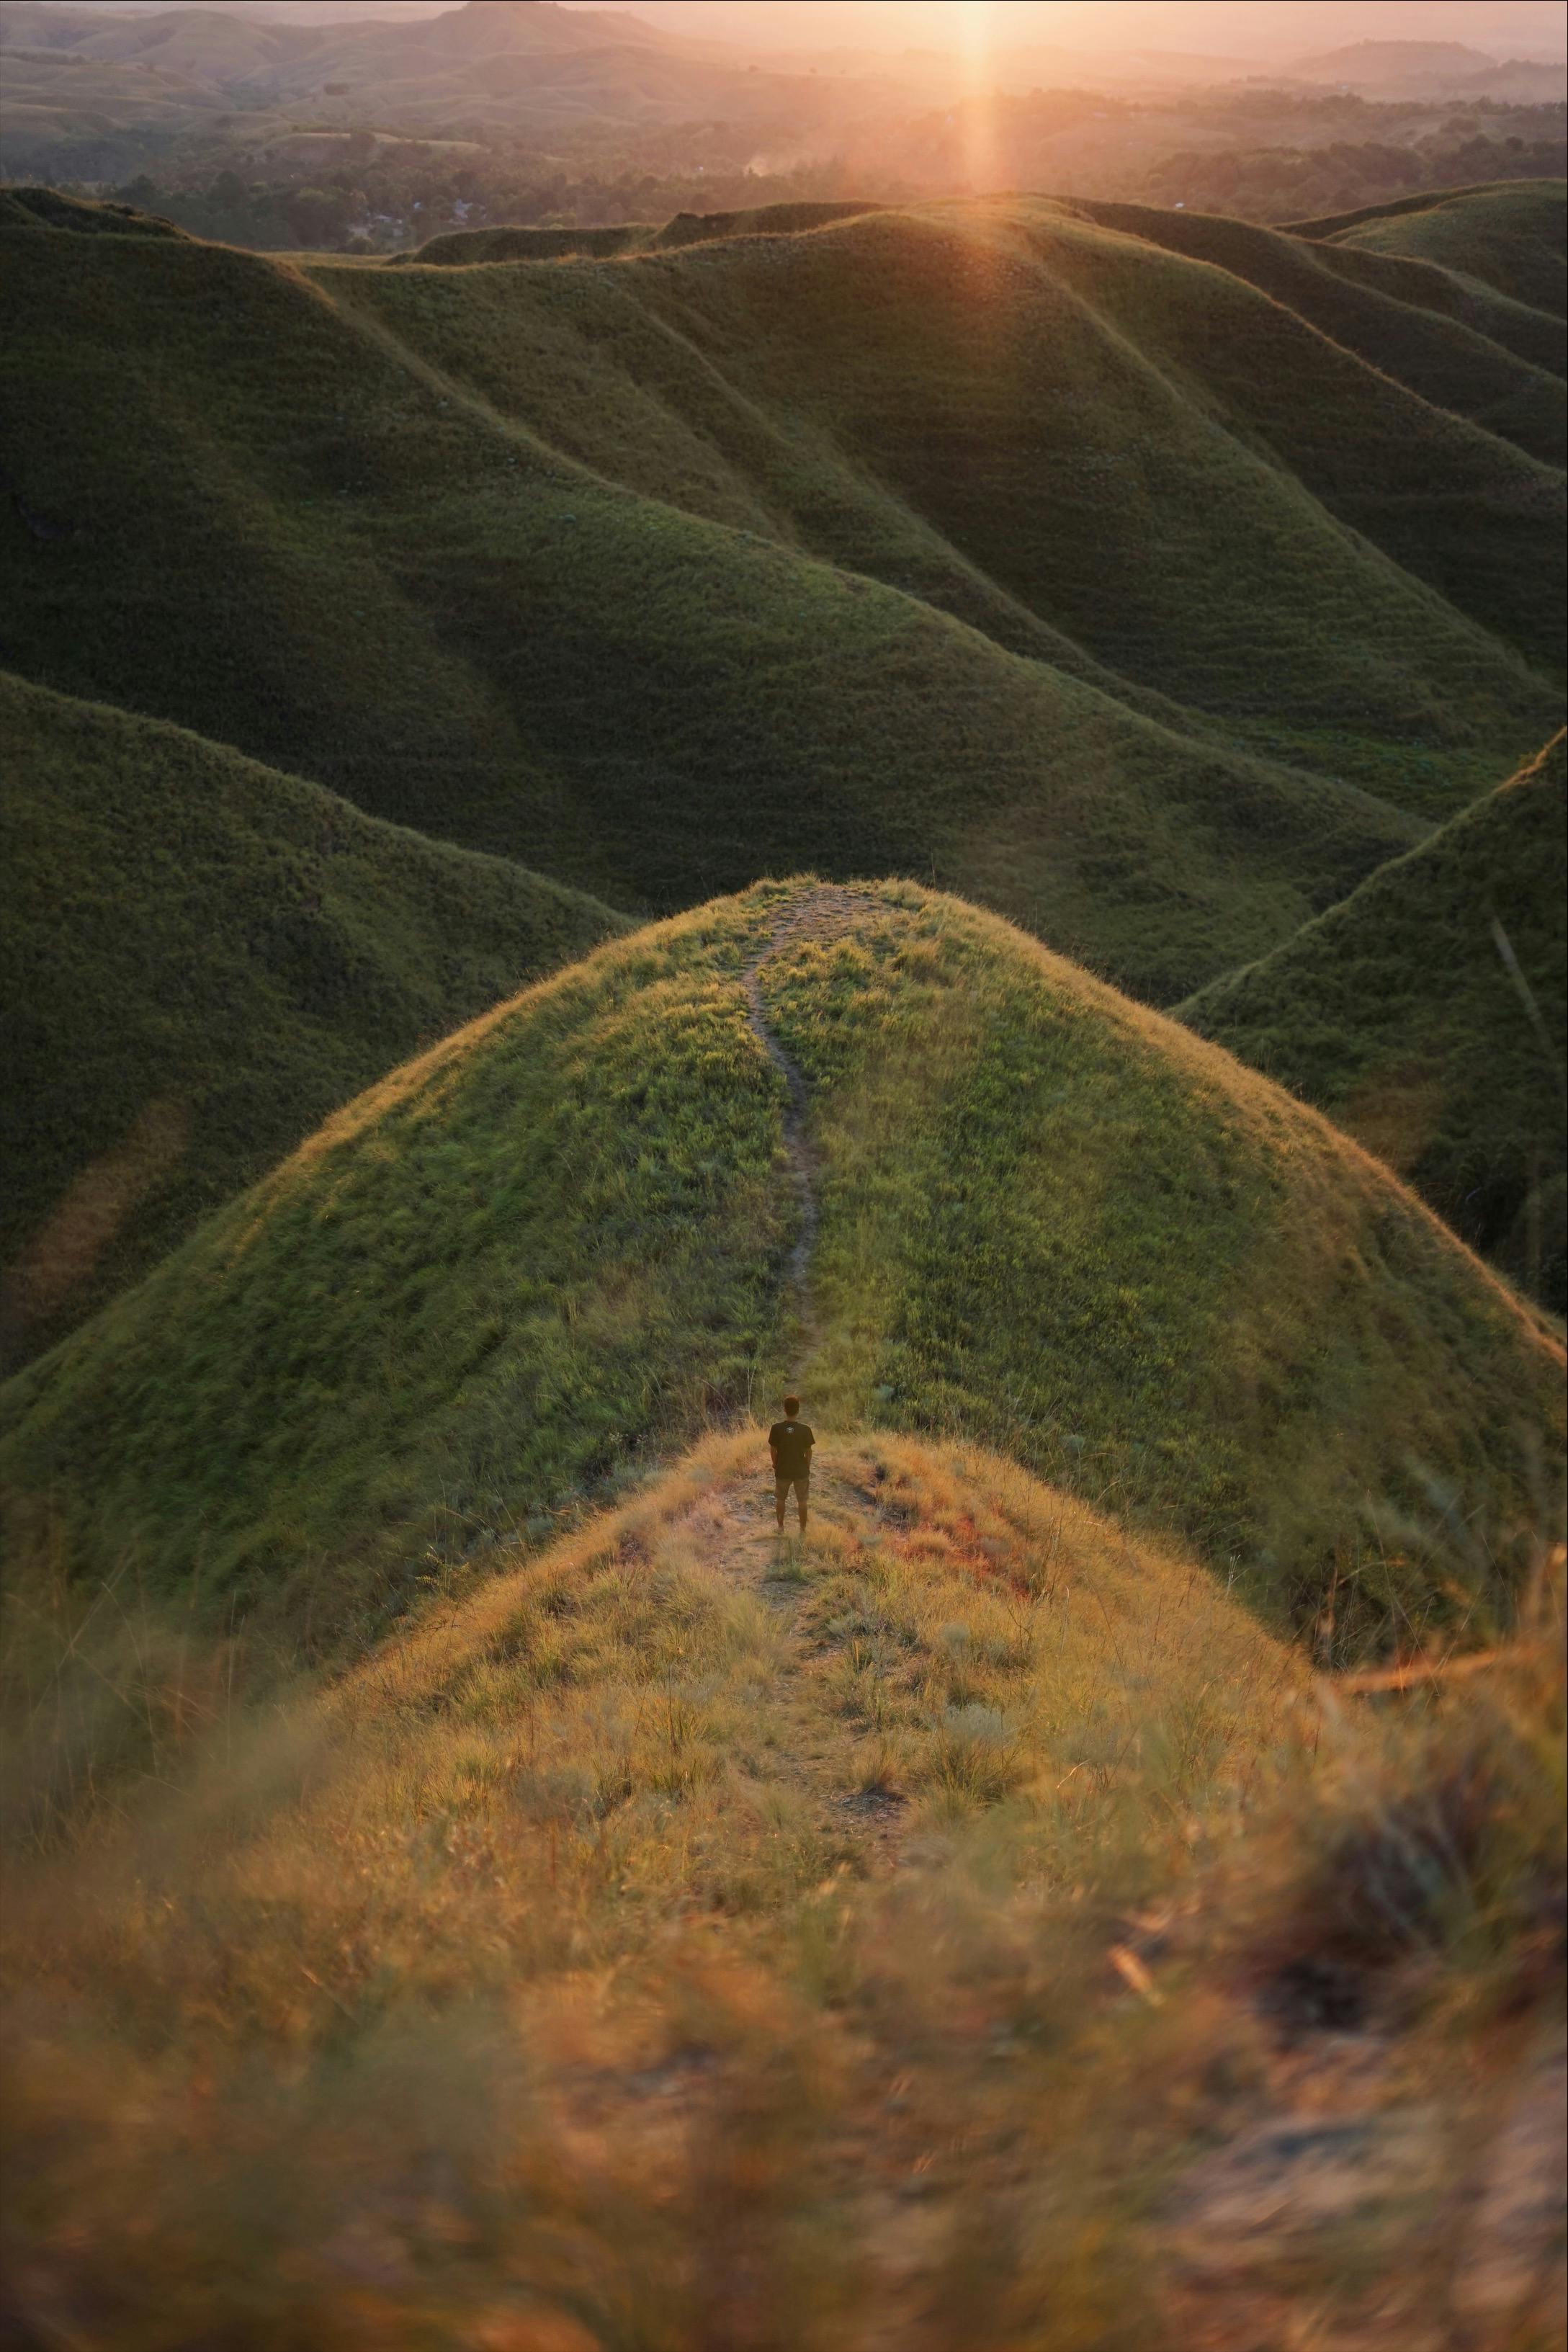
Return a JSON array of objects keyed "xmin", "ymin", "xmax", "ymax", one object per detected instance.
[{"xmin": 1286, "ymin": 37, "xmax": 1566, "ymax": 99}]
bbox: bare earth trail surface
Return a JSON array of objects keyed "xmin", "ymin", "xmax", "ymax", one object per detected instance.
[
  {"xmin": 742, "ymin": 882, "xmax": 875, "ymax": 1367},
  {"xmin": 673, "ymin": 1452, "xmax": 915, "ymax": 1868}
]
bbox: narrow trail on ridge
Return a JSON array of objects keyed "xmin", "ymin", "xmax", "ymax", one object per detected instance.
[
  {"xmin": 741, "ymin": 883, "xmax": 875, "ymax": 1374},
  {"xmin": 672, "ymin": 1445, "xmax": 916, "ymax": 1870}
]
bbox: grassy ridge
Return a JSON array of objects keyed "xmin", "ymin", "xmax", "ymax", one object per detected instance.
[
  {"xmin": 0, "ymin": 671, "xmax": 627, "ymax": 1369},
  {"xmin": 397, "ymin": 202, "xmax": 883, "ymax": 268},
  {"xmin": 0, "ymin": 184, "xmax": 189, "ymax": 240},
  {"xmin": 4, "ymin": 190, "xmax": 1562, "ymax": 998},
  {"xmin": 0, "ymin": 1433, "xmax": 1299, "ymax": 2344},
  {"xmin": 393, "ymin": 220, "xmax": 657, "ymax": 266},
  {"xmin": 4, "ymin": 1431, "xmax": 1561, "ymax": 2348},
  {"xmin": 336, "ymin": 193, "xmax": 1563, "ymax": 776},
  {"xmin": 0, "ymin": 892, "xmax": 792, "ymax": 1644},
  {"xmin": 1306, "ymin": 181, "xmax": 1568, "ymax": 322},
  {"xmin": 1180, "ymin": 733, "xmax": 1568, "ymax": 1310},
  {"xmin": 1064, "ymin": 196, "xmax": 1565, "ymax": 465},
  {"xmin": 758, "ymin": 886, "xmax": 1562, "ymax": 1633},
  {"xmin": 2, "ymin": 882, "xmax": 1559, "ymax": 1653}
]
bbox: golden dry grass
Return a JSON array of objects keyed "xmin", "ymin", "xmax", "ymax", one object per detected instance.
[{"xmin": 4, "ymin": 1434, "xmax": 1562, "ymax": 2349}]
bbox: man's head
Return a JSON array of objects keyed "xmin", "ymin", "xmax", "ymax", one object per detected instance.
[{"xmin": 784, "ymin": 1395, "xmax": 801, "ymax": 1417}]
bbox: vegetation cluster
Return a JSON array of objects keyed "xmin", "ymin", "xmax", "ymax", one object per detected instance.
[
  {"xmin": 1144, "ymin": 115, "xmax": 1566, "ymax": 221},
  {"xmin": 28, "ymin": 97, "xmax": 1565, "ymax": 256}
]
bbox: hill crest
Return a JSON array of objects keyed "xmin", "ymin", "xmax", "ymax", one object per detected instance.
[
  {"xmin": 1180, "ymin": 732, "xmax": 1568, "ymax": 1309},
  {"xmin": 1, "ymin": 669, "xmax": 627, "ymax": 1369},
  {"xmin": 3, "ymin": 879, "xmax": 1559, "ymax": 1659}
]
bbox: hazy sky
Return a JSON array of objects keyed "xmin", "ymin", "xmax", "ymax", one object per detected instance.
[{"xmin": 565, "ymin": 1, "xmax": 1568, "ymax": 61}]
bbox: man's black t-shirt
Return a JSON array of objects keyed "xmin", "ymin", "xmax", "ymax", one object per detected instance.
[{"xmin": 769, "ymin": 1421, "xmax": 814, "ymax": 1480}]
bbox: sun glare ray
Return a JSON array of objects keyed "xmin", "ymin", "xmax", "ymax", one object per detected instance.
[{"xmin": 957, "ymin": 0, "xmax": 998, "ymax": 192}]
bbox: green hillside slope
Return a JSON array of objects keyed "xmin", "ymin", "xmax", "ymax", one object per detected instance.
[
  {"xmin": 4, "ymin": 189, "xmax": 1562, "ymax": 999},
  {"xmin": 394, "ymin": 220, "xmax": 657, "ymax": 266},
  {"xmin": 350, "ymin": 194, "xmax": 1561, "ymax": 715},
  {"xmin": 1065, "ymin": 196, "xmax": 1565, "ymax": 465},
  {"xmin": 0, "ymin": 183, "xmax": 187, "ymax": 239},
  {"xmin": 397, "ymin": 203, "xmax": 883, "ymax": 268},
  {"xmin": 1301, "ymin": 231, "xmax": 1567, "ymax": 383},
  {"xmin": 1307, "ymin": 181, "xmax": 1568, "ymax": 321},
  {"xmin": 3, "ymin": 882, "xmax": 1559, "ymax": 1653},
  {"xmin": 1181, "ymin": 733, "xmax": 1568, "ymax": 1310},
  {"xmin": 340, "ymin": 191, "xmax": 1564, "ymax": 728},
  {"xmin": 0, "ymin": 671, "xmax": 626, "ymax": 1371}
]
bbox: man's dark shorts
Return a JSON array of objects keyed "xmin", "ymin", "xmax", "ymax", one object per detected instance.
[{"xmin": 776, "ymin": 1474, "xmax": 810, "ymax": 1514}]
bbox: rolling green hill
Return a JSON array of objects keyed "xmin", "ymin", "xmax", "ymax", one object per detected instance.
[
  {"xmin": 4, "ymin": 187, "xmax": 1564, "ymax": 1002},
  {"xmin": 329, "ymin": 187, "xmax": 1568, "ymax": 710},
  {"xmin": 397, "ymin": 202, "xmax": 885, "ymax": 269},
  {"xmin": 0, "ymin": 669, "xmax": 626, "ymax": 1372},
  {"xmin": 1302, "ymin": 180, "xmax": 1568, "ymax": 321},
  {"xmin": 0, "ymin": 182, "xmax": 187, "ymax": 238},
  {"xmin": 2, "ymin": 882, "xmax": 1559, "ymax": 1654},
  {"xmin": 1065, "ymin": 195, "xmax": 1565, "ymax": 465},
  {"xmin": 1181, "ymin": 733, "xmax": 1568, "ymax": 1310},
  {"xmin": 1309, "ymin": 238, "xmax": 1565, "ymax": 384},
  {"xmin": 394, "ymin": 220, "xmax": 659, "ymax": 267}
]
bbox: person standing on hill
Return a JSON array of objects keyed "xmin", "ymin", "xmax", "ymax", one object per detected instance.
[{"xmin": 769, "ymin": 1396, "xmax": 814, "ymax": 1534}]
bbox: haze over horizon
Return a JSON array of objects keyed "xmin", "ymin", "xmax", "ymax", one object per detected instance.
[
  {"xmin": 540, "ymin": 0, "xmax": 1568, "ymax": 64},
  {"xmin": 30, "ymin": 0, "xmax": 1568, "ymax": 60}
]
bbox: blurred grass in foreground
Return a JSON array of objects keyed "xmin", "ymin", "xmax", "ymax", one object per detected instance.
[{"xmin": 2, "ymin": 1432, "xmax": 1560, "ymax": 2349}]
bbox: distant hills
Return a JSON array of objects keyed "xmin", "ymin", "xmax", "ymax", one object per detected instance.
[
  {"xmin": 0, "ymin": 670, "xmax": 625, "ymax": 1369},
  {"xmin": 1182, "ymin": 732, "xmax": 1567, "ymax": 1310},
  {"xmin": 5, "ymin": 187, "xmax": 1563, "ymax": 1016},
  {"xmin": 2, "ymin": 4, "xmax": 1562, "ymax": 194},
  {"xmin": 0, "ymin": 0, "xmax": 884, "ymax": 169},
  {"xmin": 1287, "ymin": 37, "xmax": 1565, "ymax": 102}
]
